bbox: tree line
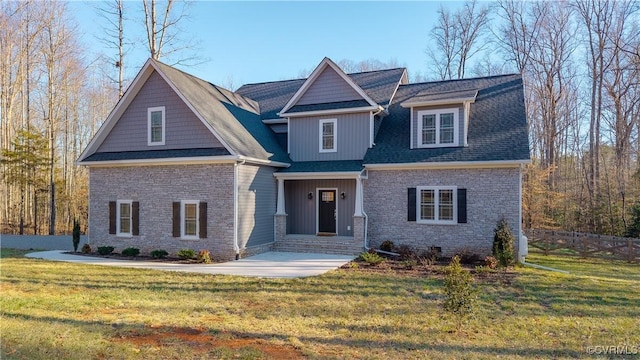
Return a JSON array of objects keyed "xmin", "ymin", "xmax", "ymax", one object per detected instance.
[{"xmin": 1, "ymin": 0, "xmax": 639, "ymax": 237}]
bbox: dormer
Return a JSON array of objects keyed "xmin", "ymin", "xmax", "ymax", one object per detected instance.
[{"xmin": 401, "ymin": 89, "xmax": 477, "ymax": 149}]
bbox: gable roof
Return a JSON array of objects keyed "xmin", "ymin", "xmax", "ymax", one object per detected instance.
[
  {"xmin": 278, "ymin": 57, "xmax": 379, "ymax": 116},
  {"xmin": 364, "ymin": 74, "xmax": 530, "ymax": 165},
  {"xmin": 79, "ymin": 59, "xmax": 289, "ymax": 165},
  {"xmin": 236, "ymin": 67, "xmax": 406, "ymax": 120}
]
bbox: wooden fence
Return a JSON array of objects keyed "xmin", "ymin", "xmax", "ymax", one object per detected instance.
[{"xmin": 524, "ymin": 229, "xmax": 640, "ymax": 263}]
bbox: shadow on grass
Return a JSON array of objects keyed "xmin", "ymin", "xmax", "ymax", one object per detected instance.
[{"xmin": 3, "ymin": 311, "xmax": 584, "ymax": 358}]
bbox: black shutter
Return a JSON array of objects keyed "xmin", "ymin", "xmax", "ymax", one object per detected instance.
[
  {"xmin": 109, "ymin": 201, "xmax": 116, "ymax": 234},
  {"xmin": 199, "ymin": 202, "xmax": 207, "ymax": 239},
  {"xmin": 457, "ymin": 188, "xmax": 467, "ymax": 223},
  {"xmin": 172, "ymin": 202, "xmax": 181, "ymax": 237},
  {"xmin": 132, "ymin": 201, "xmax": 139, "ymax": 235},
  {"xmin": 407, "ymin": 188, "xmax": 416, "ymax": 222}
]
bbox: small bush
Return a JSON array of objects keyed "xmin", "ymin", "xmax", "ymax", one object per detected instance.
[
  {"xmin": 81, "ymin": 244, "xmax": 91, "ymax": 254},
  {"xmin": 151, "ymin": 249, "xmax": 169, "ymax": 259},
  {"xmin": 484, "ymin": 255, "xmax": 498, "ymax": 269},
  {"xmin": 197, "ymin": 249, "xmax": 212, "ymax": 264},
  {"xmin": 493, "ymin": 218, "xmax": 515, "ymax": 267},
  {"xmin": 475, "ymin": 265, "xmax": 494, "ymax": 275},
  {"xmin": 359, "ymin": 251, "xmax": 385, "ymax": 266},
  {"xmin": 400, "ymin": 259, "xmax": 417, "ymax": 270},
  {"xmin": 177, "ymin": 248, "xmax": 195, "ymax": 259},
  {"xmin": 72, "ymin": 219, "xmax": 81, "ymax": 252},
  {"xmin": 443, "ymin": 255, "xmax": 477, "ymax": 323},
  {"xmin": 121, "ymin": 247, "xmax": 140, "ymax": 257},
  {"xmin": 396, "ymin": 244, "xmax": 416, "ymax": 260},
  {"xmin": 379, "ymin": 240, "xmax": 395, "ymax": 252},
  {"xmin": 417, "ymin": 248, "xmax": 440, "ymax": 266},
  {"xmin": 97, "ymin": 246, "xmax": 115, "ymax": 255},
  {"xmin": 347, "ymin": 262, "xmax": 359, "ymax": 269}
]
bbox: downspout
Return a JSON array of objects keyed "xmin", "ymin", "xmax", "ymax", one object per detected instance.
[
  {"xmin": 358, "ymin": 170, "xmax": 370, "ymax": 251},
  {"xmin": 233, "ymin": 160, "xmax": 246, "ymax": 260}
]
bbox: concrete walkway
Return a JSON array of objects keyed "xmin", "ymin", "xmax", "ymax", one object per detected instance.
[{"xmin": 24, "ymin": 250, "xmax": 354, "ymax": 278}]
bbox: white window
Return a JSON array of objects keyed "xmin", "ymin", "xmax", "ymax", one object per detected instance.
[
  {"xmin": 181, "ymin": 200, "xmax": 199, "ymax": 239},
  {"xmin": 417, "ymin": 186, "xmax": 457, "ymax": 224},
  {"xmin": 418, "ymin": 109, "xmax": 458, "ymax": 147},
  {"xmin": 148, "ymin": 106, "xmax": 165, "ymax": 145},
  {"xmin": 116, "ymin": 200, "xmax": 133, "ymax": 237},
  {"xmin": 319, "ymin": 119, "xmax": 337, "ymax": 153}
]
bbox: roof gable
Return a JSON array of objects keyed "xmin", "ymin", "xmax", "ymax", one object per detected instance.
[
  {"xmin": 279, "ymin": 57, "xmax": 379, "ymax": 116},
  {"xmin": 79, "ymin": 59, "xmax": 289, "ymax": 165}
]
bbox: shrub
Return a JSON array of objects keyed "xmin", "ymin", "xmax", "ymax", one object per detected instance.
[
  {"xmin": 177, "ymin": 248, "xmax": 195, "ymax": 259},
  {"xmin": 443, "ymin": 255, "xmax": 477, "ymax": 322},
  {"xmin": 400, "ymin": 259, "xmax": 417, "ymax": 270},
  {"xmin": 417, "ymin": 249, "xmax": 439, "ymax": 266},
  {"xmin": 484, "ymin": 256, "xmax": 498, "ymax": 269},
  {"xmin": 197, "ymin": 249, "xmax": 212, "ymax": 264},
  {"xmin": 359, "ymin": 251, "xmax": 385, "ymax": 265},
  {"xmin": 121, "ymin": 247, "xmax": 140, "ymax": 257},
  {"xmin": 396, "ymin": 244, "xmax": 416, "ymax": 260},
  {"xmin": 475, "ymin": 265, "xmax": 494, "ymax": 275},
  {"xmin": 150, "ymin": 249, "xmax": 169, "ymax": 259},
  {"xmin": 493, "ymin": 218, "xmax": 515, "ymax": 267},
  {"xmin": 456, "ymin": 250, "xmax": 481, "ymax": 265},
  {"xmin": 72, "ymin": 219, "xmax": 81, "ymax": 252},
  {"xmin": 379, "ymin": 240, "xmax": 395, "ymax": 252},
  {"xmin": 81, "ymin": 244, "xmax": 91, "ymax": 254},
  {"xmin": 97, "ymin": 246, "xmax": 115, "ymax": 255}
]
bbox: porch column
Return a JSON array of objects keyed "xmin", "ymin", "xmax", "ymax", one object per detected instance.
[
  {"xmin": 276, "ymin": 178, "xmax": 286, "ymax": 215},
  {"xmin": 354, "ymin": 177, "xmax": 363, "ymax": 217}
]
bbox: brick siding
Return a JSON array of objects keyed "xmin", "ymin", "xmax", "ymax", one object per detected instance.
[{"xmin": 364, "ymin": 167, "xmax": 521, "ymax": 257}]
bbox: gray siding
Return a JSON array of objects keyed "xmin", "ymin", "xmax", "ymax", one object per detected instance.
[
  {"xmin": 364, "ymin": 168, "xmax": 520, "ymax": 257},
  {"xmin": 297, "ymin": 66, "xmax": 363, "ymax": 105},
  {"xmin": 237, "ymin": 164, "xmax": 277, "ymax": 249},
  {"xmin": 411, "ymin": 105, "xmax": 464, "ymax": 148},
  {"xmin": 289, "ymin": 112, "xmax": 370, "ymax": 161},
  {"xmin": 284, "ymin": 179, "xmax": 356, "ymax": 236},
  {"xmin": 88, "ymin": 164, "xmax": 236, "ymax": 261},
  {"xmin": 98, "ymin": 71, "xmax": 223, "ymax": 152}
]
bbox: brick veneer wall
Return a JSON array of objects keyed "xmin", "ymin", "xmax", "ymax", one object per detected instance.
[
  {"xmin": 364, "ymin": 167, "xmax": 521, "ymax": 257},
  {"xmin": 89, "ymin": 164, "xmax": 237, "ymax": 260}
]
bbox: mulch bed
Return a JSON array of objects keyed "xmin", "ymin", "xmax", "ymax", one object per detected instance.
[{"xmin": 64, "ymin": 251, "xmax": 206, "ymax": 264}]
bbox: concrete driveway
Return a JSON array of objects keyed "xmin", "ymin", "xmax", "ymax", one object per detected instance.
[{"xmin": 24, "ymin": 250, "xmax": 354, "ymax": 278}]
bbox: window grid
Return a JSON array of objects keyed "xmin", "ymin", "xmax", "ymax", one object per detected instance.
[
  {"xmin": 417, "ymin": 109, "xmax": 458, "ymax": 147},
  {"xmin": 417, "ymin": 187, "xmax": 457, "ymax": 224},
  {"xmin": 116, "ymin": 200, "xmax": 132, "ymax": 236}
]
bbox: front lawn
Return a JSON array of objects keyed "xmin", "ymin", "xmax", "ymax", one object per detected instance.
[{"xmin": 1, "ymin": 249, "xmax": 638, "ymax": 359}]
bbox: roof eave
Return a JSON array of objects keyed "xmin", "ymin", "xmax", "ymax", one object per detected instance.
[
  {"xmin": 364, "ymin": 159, "xmax": 531, "ymax": 170},
  {"xmin": 279, "ymin": 105, "xmax": 382, "ymax": 118},
  {"xmin": 400, "ymin": 97, "xmax": 477, "ymax": 108}
]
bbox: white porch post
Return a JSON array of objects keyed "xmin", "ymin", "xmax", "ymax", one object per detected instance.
[
  {"xmin": 276, "ymin": 178, "xmax": 286, "ymax": 215},
  {"xmin": 354, "ymin": 177, "xmax": 363, "ymax": 217}
]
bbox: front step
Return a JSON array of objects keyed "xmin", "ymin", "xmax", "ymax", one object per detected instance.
[{"xmin": 274, "ymin": 235, "xmax": 363, "ymax": 256}]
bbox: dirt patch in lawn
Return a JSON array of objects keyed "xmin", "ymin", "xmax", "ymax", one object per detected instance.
[{"xmin": 113, "ymin": 325, "xmax": 304, "ymax": 359}]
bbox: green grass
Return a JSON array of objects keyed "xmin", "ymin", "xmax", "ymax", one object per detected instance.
[{"xmin": 1, "ymin": 249, "xmax": 639, "ymax": 359}]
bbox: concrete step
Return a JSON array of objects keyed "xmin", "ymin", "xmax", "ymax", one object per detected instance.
[{"xmin": 274, "ymin": 236, "xmax": 363, "ymax": 256}]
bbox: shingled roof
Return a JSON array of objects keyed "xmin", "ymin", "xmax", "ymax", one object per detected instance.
[
  {"xmin": 236, "ymin": 67, "xmax": 406, "ymax": 119},
  {"xmin": 364, "ymin": 74, "xmax": 530, "ymax": 164}
]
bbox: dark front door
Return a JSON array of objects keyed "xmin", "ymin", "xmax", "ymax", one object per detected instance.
[{"xmin": 318, "ymin": 190, "xmax": 336, "ymax": 234}]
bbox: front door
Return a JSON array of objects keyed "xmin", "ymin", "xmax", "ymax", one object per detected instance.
[{"xmin": 318, "ymin": 190, "xmax": 336, "ymax": 234}]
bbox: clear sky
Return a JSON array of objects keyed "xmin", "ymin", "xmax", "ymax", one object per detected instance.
[{"xmin": 67, "ymin": 1, "xmax": 467, "ymax": 88}]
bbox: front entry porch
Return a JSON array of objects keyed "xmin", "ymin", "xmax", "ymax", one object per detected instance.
[{"xmin": 273, "ymin": 170, "xmax": 367, "ymax": 256}]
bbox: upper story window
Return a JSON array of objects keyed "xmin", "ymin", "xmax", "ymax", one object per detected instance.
[
  {"xmin": 117, "ymin": 200, "xmax": 132, "ymax": 237},
  {"xmin": 418, "ymin": 109, "xmax": 458, "ymax": 148},
  {"xmin": 319, "ymin": 119, "xmax": 337, "ymax": 153},
  {"xmin": 147, "ymin": 106, "xmax": 165, "ymax": 146}
]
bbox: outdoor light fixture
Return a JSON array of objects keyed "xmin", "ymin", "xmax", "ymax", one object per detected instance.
[
  {"xmin": 340, "ymin": 192, "xmax": 346, "ymax": 199},
  {"xmin": 308, "ymin": 192, "xmax": 313, "ymax": 199}
]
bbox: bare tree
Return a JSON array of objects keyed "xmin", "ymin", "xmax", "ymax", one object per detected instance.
[
  {"xmin": 141, "ymin": 0, "xmax": 199, "ymax": 65},
  {"xmin": 97, "ymin": 0, "xmax": 127, "ymax": 98},
  {"xmin": 427, "ymin": 0, "xmax": 491, "ymax": 80}
]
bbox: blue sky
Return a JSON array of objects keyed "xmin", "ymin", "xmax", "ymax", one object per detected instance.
[{"xmin": 68, "ymin": 1, "xmax": 467, "ymax": 88}]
